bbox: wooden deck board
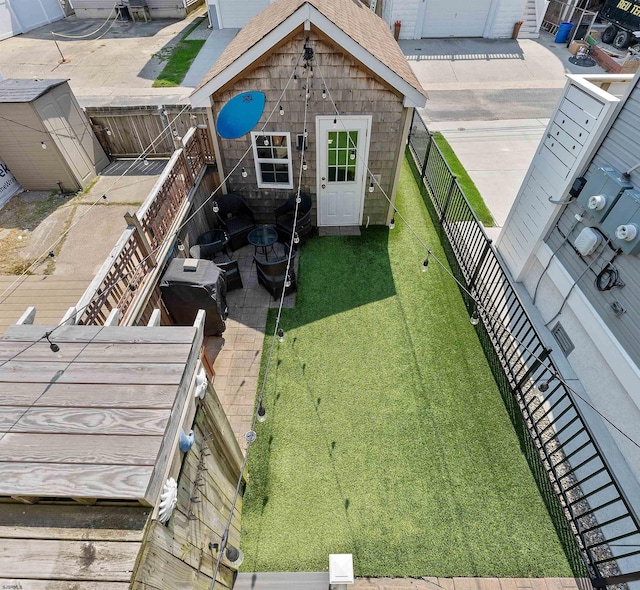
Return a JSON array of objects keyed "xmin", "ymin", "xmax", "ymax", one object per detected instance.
[
  {"xmin": 0, "ymin": 433, "xmax": 163, "ymax": 465},
  {"xmin": 0, "ymin": 383, "xmax": 180, "ymax": 409},
  {"xmin": 0, "ymin": 463, "xmax": 153, "ymax": 499},
  {"xmin": 0, "ymin": 407, "xmax": 170, "ymax": 436}
]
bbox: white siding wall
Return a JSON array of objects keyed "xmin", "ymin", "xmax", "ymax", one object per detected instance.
[
  {"xmin": 487, "ymin": 0, "xmax": 527, "ymax": 37},
  {"xmin": 0, "ymin": 0, "xmax": 64, "ymax": 41},
  {"xmin": 217, "ymin": 0, "xmax": 268, "ymax": 28},
  {"xmin": 390, "ymin": 0, "xmax": 420, "ymax": 39}
]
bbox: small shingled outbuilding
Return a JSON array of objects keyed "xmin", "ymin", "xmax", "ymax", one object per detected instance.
[{"xmin": 190, "ymin": 0, "xmax": 427, "ymax": 228}]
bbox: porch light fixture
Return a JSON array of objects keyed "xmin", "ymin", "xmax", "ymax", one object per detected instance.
[
  {"xmin": 241, "ymin": 167, "xmax": 248, "ymax": 178},
  {"xmin": 212, "ymin": 201, "xmax": 220, "ymax": 213},
  {"xmin": 538, "ymin": 377, "xmax": 553, "ymax": 393},
  {"xmin": 470, "ymin": 308, "xmax": 480, "ymax": 326},
  {"xmin": 257, "ymin": 404, "xmax": 266, "ymax": 422},
  {"xmin": 277, "ymin": 328, "xmax": 285, "ymax": 343},
  {"xmin": 293, "ymin": 232, "xmax": 300, "ymax": 244},
  {"xmin": 302, "ymin": 160, "xmax": 307, "ymax": 171},
  {"xmin": 41, "ymin": 141, "xmax": 47, "ymax": 149},
  {"xmin": 45, "ymin": 331, "xmax": 60, "ymax": 354},
  {"xmin": 389, "ymin": 217, "xmax": 395, "ymax": 229},
  {"xmin": 279, "ymin": 104, "xmax": 284, "ymax": 116}
]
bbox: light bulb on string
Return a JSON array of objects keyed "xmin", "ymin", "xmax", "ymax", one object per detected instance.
[
  {"xmin": 350, "ymin": 151, "xmax": 356, "ymax": 161},
  {"xmin": 369, "ymin": 181, "xmax": 374, "ymax": 193},
  {"xmin": 302, "ymin": 160, "xmax": 307, "ymax": 171},
  {"xmin": 279, "ymin": 104, "xmax": 284, "ymax": 115},
  {"xmin": 212, "ymin": 201, "xmax": 220, "ymax": 213},
  {"xmin": 277, "ymin": 328, "xmax": 285, "ymax": 343},
  {"xmin": 285, "ymin": 275, "xmax": 292, "ymax": 288},
  {"xmin": 421, "ymin": 257, "xmax": 429, "ymax": 272},
  {"xmin": 303, "ymin": 128, "xmax": 308, "ymax": 138},
  {"xmin": 333, "ymin": 117, "xmax": 337, "ymax": 129},
  {"xmin": 470, "ymin": 308, "xmax": 480, "ymax": 326},
  {"xmin": 177, "ymin": 239, "xmax": 185, "ymax": 252},
  {"xmin": 257, "ymin": 404, "xmax": 267, "ymax": 422},
  {"xmin": 389, "ymin": 217, "xmax": 395, "ymax": 230},
  {"xmin": 322, "ymin": 87, "xmax": 327, "ymax": 99},
  {"xmin": 41, "ymin": 141, "xmax": 47, "ymax": 149},
  {"xmin": 263, "ymin": 136, "xmax": 269, "ymax": 146},
  {"xmin": 105, "ymin": 128, "xmax": 112, "ymax": 136},
  {"xmin": 293, "ymin": 232, "xmax": 300, "ymax": 244},
  {"xmin": 296, "ymin": 196, "xmax": 301, "ymax": 204},
  {"xmin": 241, "ymin": 167, "xmax": 248, "ymax": 178},
  {"xmin": 538, "ymin": 377, "xmax": 553, "ymax": 393},
  {"xmin": 143, "ymin": 158, "xmax": 149, "ymax": 166}
]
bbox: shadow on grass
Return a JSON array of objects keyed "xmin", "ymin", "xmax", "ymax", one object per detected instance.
[
  {"xmin": 280, "ymin": 227, "xmax": 396, "ymax": 330},
  {"xmin": 406, "ymin": 149, "xmax": 588, "ymax": 580}
]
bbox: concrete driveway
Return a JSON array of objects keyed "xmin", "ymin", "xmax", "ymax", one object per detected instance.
[{"xmin": 0, "ymin": 13, "xmax": 205, "ymax": 105}]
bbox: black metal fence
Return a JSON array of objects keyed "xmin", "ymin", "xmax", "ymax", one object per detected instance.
[{"xmin": 407, "ymin": 110, "xmax": 640, "ymax": 588}]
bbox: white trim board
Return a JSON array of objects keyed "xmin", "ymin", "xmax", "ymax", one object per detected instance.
[{"xmin": 189, "ymin": 3, "xmax": 427, "ymax": 108}]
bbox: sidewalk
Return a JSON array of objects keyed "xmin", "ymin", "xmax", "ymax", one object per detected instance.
[{"xmin": 427, "ymin": 118, "xmax": 548, "ymax": 240}]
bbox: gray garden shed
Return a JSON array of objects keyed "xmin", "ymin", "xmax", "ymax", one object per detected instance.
[{"xmin": 0, "ymin": 79, "xmax": 109, "ymax": 192}]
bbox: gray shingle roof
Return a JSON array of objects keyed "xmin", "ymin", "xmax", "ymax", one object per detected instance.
[{"xmin": 0, "ymin": 79, "xmax": 68, "ymax": 103}]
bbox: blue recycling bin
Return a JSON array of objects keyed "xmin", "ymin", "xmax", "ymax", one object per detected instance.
[{"xmin": 555, "ymin": 22, "xmax": 573, "ymax": 43}]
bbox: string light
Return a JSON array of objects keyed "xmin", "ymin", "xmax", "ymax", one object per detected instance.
[
  {"xmin": 389, "ymin": 217, "xmax": 395, "ymax": 229},
  {"xmin": 369, "ymin": 180, "xmax": 374, "ymax": 193},
  {"xmin": 279, "ymin": 104, "xmax": 284, "ymax": 116},
  {"xmin": 257, "ymin": 404, "xmax": 267, "ymax": 422},
  {"xmin": 212, "ymin": 201, "xmax": 219, "ymax": 213},
  {"xmin": 263, "ymin": 136, "xmax": 269, "ymax": 146},
  {"xmin": 322, "ymin": 86, "xmax": 327, "ymax": 99},
  {"xmin": 350, "ymin": 151, "xmax": 355, "ymax": 160},
  {"xmin": 241, "ymin": 167, "xmax": 248, "ymax": 178},
  {"xmin": 538, "ymin": 377, "xmax": 553, "ymax": 393},
  {"xmin": 293, "ymin": 232, "xmax": 300, "ymax": 244},
  {"xmin": 470, "ymin": 308, "xmax": 480, "ymax": 326},
  {"xmin": 422, "ymin": 256, "xmax": 429, "ymax": 272},
  {"xmin": 285, "ymin": 275, "xmax": 292, "ymax": 288},
  {"xmin": 45, "ymin": 332, "xmax": 59, "ymax": 354},
  {"xmin": 41, "ymin": 141, "xmax": 47, "ymax": 149},
  {"xmin": 105, "ymin": 128, "xmax": 112, "ymax": 136},
  {"xmin": 303, "ymin": 128, "xmax": 308, "ymax": 138},
  {"xmin": 302, "ymin": 160, "xmax": 307, "ymax": 171},
  {"xmin": 333, "ymin": 117, "xmax": 337, "ymax": 128},
  {"xmin": 143, "ymin": 158, "xmax": 149, "ymax": 166},
  {"xmin": 277, "ymin": 328, "xmax": 285, "ymax": 343},
  {"xmin": 177, "ymin": 239, "xmax": 185, "ymax": 252}
]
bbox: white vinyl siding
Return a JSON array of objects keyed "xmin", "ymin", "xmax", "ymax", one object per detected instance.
[
  {"xmin": 218, "ymin": 0, "xmax": 268, "ymax": 28},
  {"xmin": 0, "ymin": 0, "xmax": 64, "ymax": 41}
]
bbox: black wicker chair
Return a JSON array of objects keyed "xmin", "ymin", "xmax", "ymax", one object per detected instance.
[
  {"xmin": 215, "ymin": 193, "xmax": 256, "ymax": 251},
  {"xmin": 254, "ymin": 247, "xmax": 297, "ymax": 300},
  {"xmin": 274, "ymin": 192, "xmax": 312, "ymax": 246},
  {"xmin": 190, "ymin": 230, "xmax": 243, "ymax": 291}
]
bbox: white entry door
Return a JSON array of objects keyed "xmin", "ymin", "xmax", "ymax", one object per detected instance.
[
  {"xmin": 421, "ymin": 0, "xmax": 492, "ymax": 38},
  {"xmin": 316, "ymin": 115, "xmax": 371, "ymax": 227}
]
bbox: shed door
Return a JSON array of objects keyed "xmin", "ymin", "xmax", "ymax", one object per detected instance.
[
  {"xmin": 0, "ymin": 0, "xmax": 64, "ymax": 40},
  {"xmin": 421, "ymin": 0, "xmax": 492, "ymax": 37},
  {"xmin": 316, "ymin": 116, "xmax": 371, "ymax": 227}
]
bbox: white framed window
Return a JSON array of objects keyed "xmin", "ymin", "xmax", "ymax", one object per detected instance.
[{"xmin": 251, "ymin": 132, "xmax": 293, "ymax": 189}]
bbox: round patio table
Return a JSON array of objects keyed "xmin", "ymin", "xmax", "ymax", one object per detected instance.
[{"xmin": 248, "ymin": 225, "xmax": 278, "ymax": 260}]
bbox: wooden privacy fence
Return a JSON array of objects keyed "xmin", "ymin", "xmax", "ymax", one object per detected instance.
[
  {"xmin": 408, "ymin": 110, "xmax": 640, "ymax": 588},
  {"xmin": 77, "ymin": 126, "xmax": 216, "ymax": 325},
  {"xmin": 87, "ymin": 105, "xmax": 209, "ymax": 158}
]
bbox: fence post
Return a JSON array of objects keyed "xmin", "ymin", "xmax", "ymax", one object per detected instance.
[
  {"xmin": 469, "ymin": 239, "xmax": 493, "ymax": 291},
  {"xmin": 421, "ymin": 132, "xmax": 433, "ymax": 180},
  {"xmin": 440, "ymin": 176, "xmax": 457, "ymax": 223},
  {"xmin": 124, "ymin": 212, "xmax": 157, "ymax": 267}
]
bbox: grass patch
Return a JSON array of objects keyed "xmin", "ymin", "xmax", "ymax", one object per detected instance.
[
  {"xmin": 240, "ymin": 156, "xmax": 575, "ymax": 577},
  {"xmin": 432, "ymin": 132, "xmax": 495, "ymax": 227},
  {"xmin": 153, "ymin": 18, "xmax": 206, "ymax": 87}
]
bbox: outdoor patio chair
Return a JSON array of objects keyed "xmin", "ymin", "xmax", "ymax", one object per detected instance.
[
  {"xmin": 214, "ymin": 193, "xmax": 256, "ymax": 251},
  {"xmin": 254, "ymin": 246, "xmax": 297, "ymax": 300},
  {"xmin": 274, "ymin": 192, "xmax": 312, "ymax": 246},
  {"xmin": 190, "ymin": 231, "xmax": 243, "ymax": 292}
]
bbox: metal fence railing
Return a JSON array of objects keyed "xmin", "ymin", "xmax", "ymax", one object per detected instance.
[{"xmin": 407, "ymin": 109, "xmax": 640, "ymax": 588}]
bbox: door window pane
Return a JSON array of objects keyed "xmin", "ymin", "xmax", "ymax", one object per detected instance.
[{"xmin": 327, "ymin": 130, "xmax": 358, "ymax": 184}]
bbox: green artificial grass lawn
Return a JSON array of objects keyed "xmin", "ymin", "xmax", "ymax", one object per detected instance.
[
  {"xmin": 240, "ymin": 156, "xmax": 574, "ymax": 578},
  {"xmin": 432, "ymin": 132, "xmax": 495, "ymax": 227},
  {"xmin": 153, "ymin": 20, "xmax": 205, "ymax": 87}
]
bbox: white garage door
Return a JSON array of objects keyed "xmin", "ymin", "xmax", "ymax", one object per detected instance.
[
  {"xmin": 421, "ymin": 0, "xmax": 492, "ymax": 38},
  {"xmin": 0, "ymin": 0, "xmax": 64, "ymax": 41}
]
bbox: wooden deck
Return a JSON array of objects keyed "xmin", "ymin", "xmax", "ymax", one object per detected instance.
[
  {"xmin": 0, "ymin": 275, "xmax": 92, "ymax": 335},
  {"xmin": 0, "ymin": 324, "xmax": 199, "ymax": 505}
]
